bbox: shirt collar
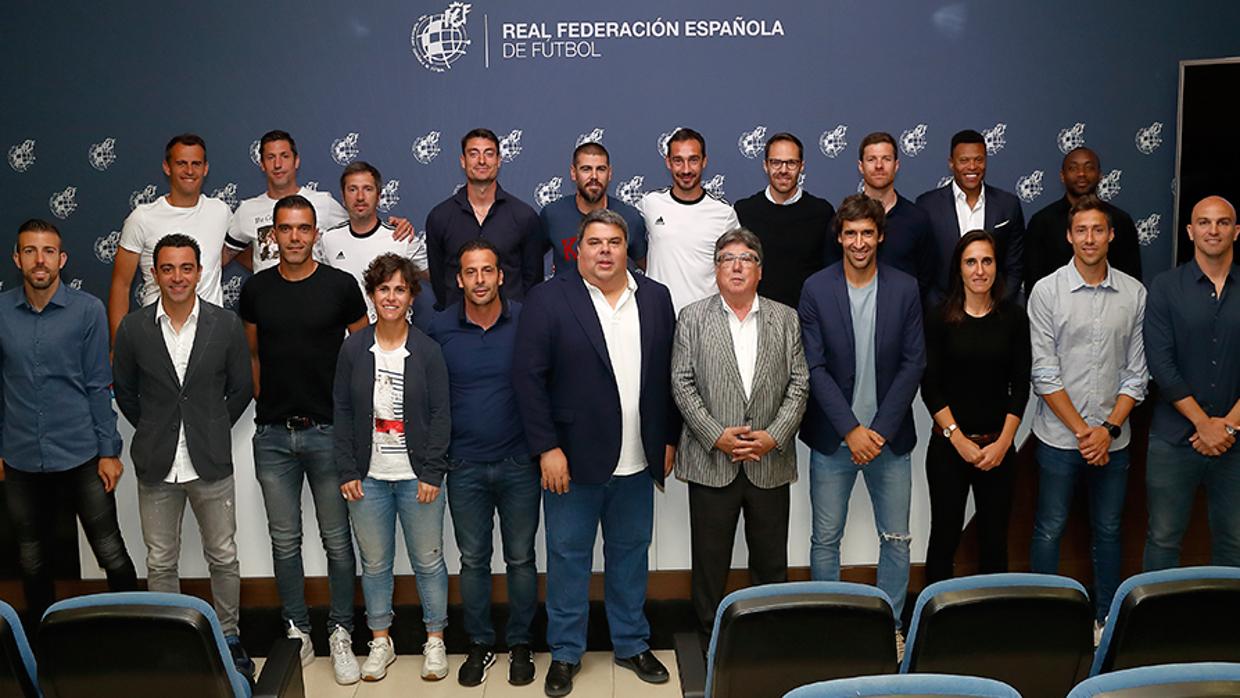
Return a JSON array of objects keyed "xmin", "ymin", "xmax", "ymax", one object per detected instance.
[
  {"xmin": 454, "ymin": 181, "xmax": 507, "ymax": 210},
  {"xmin": 764, "ymin": 186, "xmax": 803, "ymax": 206},
  {"xmin": 155, "ymin": 296, "xmax": 199, "ymax": 326},
  {"xmin": 16, "ymin": 280, "xmax": 70, "ymax": 311},
  {"xmin": 720, "ymin": 293, "xmax": 760, "ymax": 319},
  {"xmin": 951, "ymin": 181, "xmax": 986, "ymax": 207},
  {"xmin": 455, "ymin": 298, "xmax": 511, "ymax": 326},
  {"xmin": 370, "ymin": 339, "xmax": 411, "ymax": 359},
  {"xmin": 1188, "ymin": 257, "xmax": 1238, "ymax": 285},
  {"xmin": 583, "ymin": 270, "xmax": 638, "ymax": 297},
  {"xmin": 1066, "ymin": 259, "xmax": 1115, "ymax": 291}
]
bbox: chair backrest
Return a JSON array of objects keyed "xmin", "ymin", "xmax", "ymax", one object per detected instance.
[
  {"xmin": 37, "ymin": 592, "xmax": 250, "ymax": 698},
  {"xmin": 1068, "ymin": 662, "xmax": 1240, "ymax": 697},
  {"xmin": 1091, "ymin": 566, "xmax": 1240, "ymax": 676},
  {"xmin": 0, "ymin": 599, "xmax": 39, "ymax": 697},
  {"xmin": 902, "ymin": 573, "xmax": 1093, "ymax": 698},
  {"xmin": 707, "ymin": 581, "xmax": 897, "ymax": 698},
  {"xmin": 783, "ymin": 672, "xmax": 1022, "ymax": 697}
]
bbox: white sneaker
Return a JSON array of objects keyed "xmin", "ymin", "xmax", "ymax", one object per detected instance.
[
  {"xmin": 361, "ymin": 636, "xmax": 397, "ymax": 681},
  {"xmin": 329, "ymin": 625, "xmax": 361, "ymax": 685},
  {"xmin": 1094, "ymin": 620, "xmax": 1105, "ymax": 648},
  {"xmin": 895, "ymin": 630, "xmax": 906, "ymax": 663},
  {"xmin": 286, "ymin": 621, "xmax": 314, "ymax": 667},
  {"xmin": 422, "ymin": 636, "xmax": 449, "ymax": 680}
]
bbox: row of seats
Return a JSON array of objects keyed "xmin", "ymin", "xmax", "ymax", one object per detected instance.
[
  {"xmin": 675, "ymin": 566, "xmax": 1240, "ymax": 698},
  {"xmin": 785, "ymin": 663, "xmax": 1240, "ymax": 697},
  {"xmin": 0, "ymin": 592, "xmax": 303, "ymax": 697}
]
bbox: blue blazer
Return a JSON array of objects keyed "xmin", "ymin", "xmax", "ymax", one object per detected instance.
[
  {"xmin": 915, "ymin": 183, "xmax": 1026, "ymax": 303},
  {"xmin": 512, "ymin": 271, "xmax": 680, "ymax": 485},
  {"xmin": 797, "ymin": 263, "xmax": 926, "ymax": 456}
]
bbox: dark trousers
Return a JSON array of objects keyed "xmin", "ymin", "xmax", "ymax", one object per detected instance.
[
  {"xmin": 924, "ymin": 435, "xmax": 1016, "ymax": 585},
  {"xmin": 688, "ymin": 470, "xmax": 790, "ymax": 638},
  {"xmin": 3, "ymin": 459, "xmax": 137, "ymax": 620}
]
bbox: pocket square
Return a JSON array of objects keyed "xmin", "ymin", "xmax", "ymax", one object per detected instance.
[{"xmin": 995, "ymin": 219, "xmax": 1011, "ymax": 229}]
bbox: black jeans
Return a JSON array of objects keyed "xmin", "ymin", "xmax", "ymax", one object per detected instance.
[
  {"xmin": 688, "ymin": 471, "xmax": 790, "ymax": 638},
  {"xmin": 3, "ymin": 458, "xmax": 137, "ymax": 619},
  {"xmin": 924, "ymin": 435, "xmax": 1016, "ymax": 585}
]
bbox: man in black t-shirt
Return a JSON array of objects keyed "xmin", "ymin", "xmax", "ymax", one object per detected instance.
[
  {"xmin": 734, "ymin": 132, "xmax": 835, "ymax": 308},
  {"xmin": 238, "ymin": 194, "xmax": 368, "ymax": 684}
]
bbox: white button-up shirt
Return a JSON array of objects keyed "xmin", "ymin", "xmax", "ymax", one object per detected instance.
[
  {"xmin": 764, "ymin": 186, "xmax": 803, "ymax": 206},
  {"xmin": 723, "ymin": 294, "xmax": 761, "ymax": 400},
  {"xmin": 952, "ymin": 181, "xmax": 986, "ymax": 236},
  {"xmin": 584, "ymin": 272, "xmax": 647, "ymax": 476},
  {"xmin": 156, "ymin": 297, "xmax": 200, "ymax": 483}
]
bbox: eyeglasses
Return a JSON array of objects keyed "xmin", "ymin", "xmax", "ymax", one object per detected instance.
[
  {"xmin": 765, "ymin": 158, "xmax": 802, "ymax": 170},
  {"xmin": 716, "ymin": 252, "xmax": 761, "ymax": 266}
]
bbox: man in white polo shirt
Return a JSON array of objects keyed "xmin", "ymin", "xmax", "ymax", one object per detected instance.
[
  {"xmin": 641, "ymin": 127, "xmax": 739, "ymax": 314},
  {"xmin": 108, "ymin": 133, "xmax": 229, "ymax": 343},
  {"xmin": 321, "ymin": 161, "xmax": 428, "ymax": 321}
]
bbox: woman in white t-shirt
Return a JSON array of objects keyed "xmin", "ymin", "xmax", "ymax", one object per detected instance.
[{"xmin": 335, "ymin": 254, "xmax": 452, "ymax": 683}]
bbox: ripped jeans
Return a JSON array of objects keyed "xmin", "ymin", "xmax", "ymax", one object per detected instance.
[{"xmin": 809, "ymin": 447, "xmax": 912, "ymax": 627}]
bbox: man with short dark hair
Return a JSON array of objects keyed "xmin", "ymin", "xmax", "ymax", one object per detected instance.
[
  {"xmin": 734, "ymin": 133, "xmax": 836, "ymax": 308},
  {"xmin": 112, "ymin": 233, "xmax": 253, "ymax": 679},
  {"xmin": 850, "ymin": 131, "xmax": 937, "ymax": 297},
  {"xmin": 1028, "ymin": 195, "xmax": 1146, "ymax": 637},
  {"xmin": 540, "ymin": 141, "xmax": 648, "ymax": 276},
  {"xmin": 514, "ymin": 209, "xmax": 678, "ymax": 696},
  {"xmin": 239, "ymin": 194, "xmax": 369, "ymax": 684},
  {"xmin": 425, "ymin": 128, "xmax": 543, "ymax": 310},
  {"xmin": 916, "ymin": 129, "xmax": 1025, "ymax": 304},
  {"xmin": 1143, "ymin": 195, "xmax": 1240, "ymax": 570},
  {"xmin": 672, "ymin": 227, "xmax": 809, "ymax": 641},
  {"xmin": 642, "ymin": 128, "xmax": 740, "ymax": 313},
  {"xmin": 428, "ymin": 239, "xmax": 539, "ymax": 687},
  {"xmin": 1025, "ymin": 147, "xmax": 1143, "ymax": 287},
  {"xmin": 799, "ymin": 194, "xmax": 926, "ymax": 656},
  {"xmin": 1, "ymin": 219, "xmax": 138, "ymax": 622},
  {"xmin": 322, "ymin": 160, "xmax": 428, "ymax": 322},
  {"xmin": 109, "ymin": 133, "xmax": 230, "ymax": 341}
]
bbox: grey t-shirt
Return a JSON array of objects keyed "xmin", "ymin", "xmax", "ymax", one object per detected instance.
[{"xmin": 848, "ymin": 276, "xmax": 879, "ymax": 433}]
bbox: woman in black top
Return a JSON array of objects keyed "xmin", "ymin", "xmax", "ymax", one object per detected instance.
[{"xmin": 922, "ymin": 229, "xmax": 1031, "ymax": 584}]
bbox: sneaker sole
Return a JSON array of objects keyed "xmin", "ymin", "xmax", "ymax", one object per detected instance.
[
  {"xmin": 422, "ymin": 669, "xmax": 449, "ymax": 681},
  {"xmin": 459, "ymin": 655, "xmax": 496, "ymax": 687},
  {"xmin": 362, "ymin": 655, "xmax": 396, "ymax": 682}
]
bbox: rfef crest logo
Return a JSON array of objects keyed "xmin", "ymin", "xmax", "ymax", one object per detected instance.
[
  {"xmin": 899, "ymin": 124, "xmax": 928, "ymax": 157},
  {"xmin": 331, "ymin": 133, "xmax": 361, "ymax": 165},
  {"xmin": 819, "ymin": 125, "xmax": 847, "ymax": 159},
  {"xmin": 657, "ymin": 127, "xmax": 684, "ymax": 158},
  {"xmin": 94, "ymin": 230, "xmax": 122, "ymax": 263},
  {"xmin": 89, "ymin": 138, "xmax": 117, "ymax": 171},
  {"xmin": 738, "ymin": 125, "xmax": 767, "ymax": 159},
  {"xmin": 1015, "ymin": 170, "xmax": 1044, "ymax": 203},
  {"xmin": 1136, "ymin": 214, "xmax": 1160, "ymax": 246},
  {"xmin": 211, "ymin": 183, "xmax": 239, "ymax": 211},
  {"xmin": 1097, "ymin": 169, "xmax": 1122, "ymax": 201},
  {"xmin": 412, "ymin": 131, "xmax": 442, "ymax": 164},
  {"xmin": 703, "ymin": 174, "xmax": 726, "ymax": 200},
  {"xmin": 249, "ymin": 140, "xmax": 262, "ymax": 168},
  {"xmin": 49, "ymin": 187, "xmax": 77, "ymax": 220},
  {"xmin": 1057, "ymin": 123, "xmax": 1086, "ymax": 154},
  {"xmin": 412, "ymin": 3, "xmax": 472, "ymax": 73},
  {"xmin": 130, "ymin": 185, "xmax": 159, "ymax": 210},
  {"xmin": 499, "ymin": 130, "xmax": 523, "ymax": 162},
  {"xmin": 8, "ymin": 139, "xmax": 35, "ymax": 172},
  {"xmin": 534, "ymin": 177, "xmax": 563, "ymax": 208},
  {"xmin": 1135, "ymin": 122, "xmax": 1163, "ymax": 155},
  {"xmin": 983, "ymin": 123, "xmax": 1006, "ymax": 155},
  {"xmin": 616, "ymin": 175, "xmax": 645, "ymax": 207},
  {"xmin": 378, "ymin": 180, "xmax": 401, "ymax": 213},
  {"xmin": 577, "ymin": 128, "xmax": 605, "ymax": 147}
]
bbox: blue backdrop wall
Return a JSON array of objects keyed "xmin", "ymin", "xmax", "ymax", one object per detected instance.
[{"xmin": 2, "ymin": 1, "xmax": 1239, "ymax": 579}]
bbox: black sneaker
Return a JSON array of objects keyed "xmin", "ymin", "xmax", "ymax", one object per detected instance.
[
  {"xmin": 509, "ymin": 643, "xmax": 536, "ymax": 685},
  {"xmin": 457, "ymin": 643, "xmax": 495, "ymax": 687},
  {"xmin": 544, "ymin": 660, "xmax": 580, "ymax": 697},
  {"xmin": 226, "ymin": 635, "xmax": 256, "ymax": 686}
]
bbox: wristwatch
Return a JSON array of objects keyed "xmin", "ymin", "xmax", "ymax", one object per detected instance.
[
  {"xmin": 1102, "ymin": 421, "xmax": 1122, "ymax": 439},
  {"xmin": 941, "ymin": 423, "xmax": 959, "ymax": 439}
]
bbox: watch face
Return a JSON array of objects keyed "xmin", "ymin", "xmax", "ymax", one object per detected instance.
[{"xmin": 1106, "ymin": 423, "xmax": 1122, "ymax": 438}]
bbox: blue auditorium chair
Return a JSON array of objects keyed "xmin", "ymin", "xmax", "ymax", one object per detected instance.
[
  {"xmin": 37, "ymin": 592, "xmax": 303, "ymax": 698},
  {"xmin": 1068, "ymin": 662, "xmax": 1240, "ymax": 697},
  {"xmin": 0, "ymin": 598, "xmax": 39, "ymax": 697},
  {"xmin": 1091, "ymin": 566, "xmax": 1240, "ymax": 677},
  {"xmin": 901, "ymin": 573, "xmax": 1092, "ymax": 698},
  {"xmin": 676, "ymin": 581, "xmax": 898, "ymax": 698},
  {"xmin": 783, "ymin": 673, "xmax": 1022, "ymax": 697}
]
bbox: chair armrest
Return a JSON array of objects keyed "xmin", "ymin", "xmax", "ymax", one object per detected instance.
[
  {"xmin": 674, "ymin": 632, "xmax": 706, "ymax": 698},
  {"xmin": 253, "ymin": 637, "xmax": 304, "ymax": 698}
]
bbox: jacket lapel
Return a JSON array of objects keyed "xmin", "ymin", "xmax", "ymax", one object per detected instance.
[
  {"xmin": 564, "ymin": 275, "xmax": 614, "ymax": 375},
  {"xmin": 145, "ymin": 306, "xmax": 182, "ymax": 389},
  {"xmin": 180, "ymin": 305, "xmax": 217, "ymax": 388},
  {"xmin": 708, "ymin": 297, "xmax": 746, "ymax": 398},
  {"xmin": 748, "ymin": 302, "xmax": 778, "ymax": 407}
]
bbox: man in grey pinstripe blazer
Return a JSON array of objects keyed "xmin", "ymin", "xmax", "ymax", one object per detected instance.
[{"xmin": 671, "ymin": 228, "xmax": 810, "ymax": 640}]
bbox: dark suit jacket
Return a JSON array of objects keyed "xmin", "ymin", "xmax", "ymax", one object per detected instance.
[
  {"xmin": 916, "ymin": 183, "xmax": 1026, "ymax": 303},
  {"xmin": 112, "ymin": 301, "xmax": 252, "ymax": 484},
  {"xmin": 333, "ymin": 323, "xmax": 451, "ymax": 487},
  {"xmin": 512, "ymin": 270, "xmax": 680, "ymax": 485},
  {"xmin": 797, "ymin": 263, "xmax": 926, "ymax": 456}
]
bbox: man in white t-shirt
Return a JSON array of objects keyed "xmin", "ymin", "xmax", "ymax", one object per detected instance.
[
  {"xmin": 641, "ymin": 128, "xmax": 740, "ymax": 314},
  {"xmin": 322, "ymin": 161, "xmax": 429, "ymax": 322},
  {"xmin": 109, "ymin": 133, "xmax": 230, "ymax": 343},
  {"xmin": 221, "ymin": 130, "xmax": 416, "ymax": 274}
]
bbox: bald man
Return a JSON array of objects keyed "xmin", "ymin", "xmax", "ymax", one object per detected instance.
[{"xmin": 1143, "ymin": 195, "xmax": 1240, "ymax": 570}]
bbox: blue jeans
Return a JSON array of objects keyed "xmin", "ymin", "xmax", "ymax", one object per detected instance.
[
  {"xmin": 1030, "ymin": 443, "xmax": 1129, "ymax": 622},
  {"xmin": 543, "ymin": 472, "xmax": 653, "ymax": 663},
  {"xmin": 809, "ymin": 448, "xmax": 912, "ymax": 628},
  {"xmin": 447, "ymin": 456, "xmax": 541, "ymax": 646},
  {"xmin": 1144, "ymin": 435, "xmax": 1240, "ymax": 570},
  {"xmin": 349, "ymin": 477, "xmax": 449, "ymax": 633},
  {"xmin": 253, "ymin": 424, "xmax": 355, "ymax": 632}
]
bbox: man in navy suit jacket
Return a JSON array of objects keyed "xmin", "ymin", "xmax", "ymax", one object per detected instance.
[
  {"xmin": 916, "ymin": 129, "xmax": 1026, "ymax": 305},
  {"xmin": 798, "ymin": 194, "xmax": 926, "ymax": 644},
  {"xmin": 513, "ymin": 209, "xmax": 678, "ymax": 696}
]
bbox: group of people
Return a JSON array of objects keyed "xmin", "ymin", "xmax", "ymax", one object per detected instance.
[{"xmin": 0, "ymin": 125, "xmax": 1236, "ymax": 698}]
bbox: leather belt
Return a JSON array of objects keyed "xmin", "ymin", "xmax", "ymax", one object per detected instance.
[
  {"xmin": 967, "ymin": 432, "xmax": 1002, "ymax": 446},
  {"xmin": 284, "ymin": 416, "xmax": 317, "ymax": 431}
]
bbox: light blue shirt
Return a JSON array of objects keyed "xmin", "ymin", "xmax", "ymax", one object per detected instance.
[
  {"xmin": 1028, "ymin": 261, "xmax": 1148, "ymax": 450},
  {"xmin": 848, "ymin": 276, "xmax": 879, "ymax": 433}
]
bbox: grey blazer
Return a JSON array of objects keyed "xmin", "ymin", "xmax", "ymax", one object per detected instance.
[
  {"xmin": 671, "ymin": 294, "xmax": 809, "ymax": 488},
  {"xmin": 112, "ymin": 301, "xmax": 253, "ymax": 484}
]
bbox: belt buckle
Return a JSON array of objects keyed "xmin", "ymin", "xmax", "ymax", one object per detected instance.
[{"xmin": 285, "ymin": 416, "xmax": 313, "ymax": 430}]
